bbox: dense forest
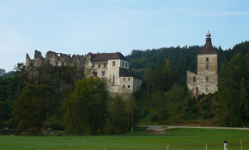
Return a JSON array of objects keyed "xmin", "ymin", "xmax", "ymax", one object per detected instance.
[
  {"xmin": 130, "ymin": 41, "xmax": 249, "ymax": 126},
  {"xmin": 127, "ymin": 41, "xmax": 249, "ymax": 80},
  {"xmin": 1, "ymin": 41, "xmax": 249, "ymax": 135},
  {"xmin": 0, "ymin": 62, "xmax": 138, "ymax": 135}
]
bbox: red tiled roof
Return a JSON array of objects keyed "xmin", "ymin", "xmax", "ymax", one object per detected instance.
[
  {"xmin": 91, "ymin": 52, "xmax": 129, "ymax": 61},
  {"xmin": 198, "ymin": 42, "xmax": 217, "ymax": 54}
]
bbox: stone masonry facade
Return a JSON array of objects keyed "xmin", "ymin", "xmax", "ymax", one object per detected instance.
[
  {"xmin": 26, "ymin": 50, "xmax": 142, "ymax": 96},
  {"xmin": 187, "ymin": 32, "xmax": 218, "ymax": 95}
]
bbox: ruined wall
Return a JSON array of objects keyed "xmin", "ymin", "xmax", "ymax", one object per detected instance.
[
  {"xmin": 45, "ymin": 51, "xmax": 85, "ymax": 68},
  {"xmin": 25, "ymin": 51, "xmax": 142, "ymax": 96},
  {"xmin": 25, "ymin": 50, "xmax": 85, "ymax": 83},
  {"xmin": 187, "ymin": 71, "xmax": 197, "ymax": 94},
  {"xmin": 133, "ymin": 78, "xmax": 142, "ymax": 92},
  {"xmin": 34, "ymin": 50, "xmax": 45, "ymax": 68},
  {"xmin": 26, "ymin": 50, "xmax": 85, "ymax": 70}
]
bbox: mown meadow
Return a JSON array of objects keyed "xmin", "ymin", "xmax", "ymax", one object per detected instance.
[{"xmin": 0, "ymin": 127, "xmax": 249, "ymax": 150}]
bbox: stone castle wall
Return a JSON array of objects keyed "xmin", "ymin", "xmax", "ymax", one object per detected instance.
[{"xmin": 26, "ymin": 50, "xmax": 86, "ymax": 72}]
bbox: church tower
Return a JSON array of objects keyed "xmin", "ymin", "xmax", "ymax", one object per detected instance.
[{"xmin": 187, "ymin": 32, "xmax": 218, "ymax": 95}]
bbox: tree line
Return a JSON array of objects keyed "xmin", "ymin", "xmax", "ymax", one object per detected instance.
[
  {"xmin": 127, "ymin": 41, "xmax": 249, "ymax": 80},
  {"xmin": 1, "ymin": 62, "xmax": 140, "ymax": 135},
  {"xmin": 132, "ymin": 41, "xmax": 249, "ymax": 127},
  {"xmin": 1, "ymin": 41, "xmax": 249, "ymax": 135}
]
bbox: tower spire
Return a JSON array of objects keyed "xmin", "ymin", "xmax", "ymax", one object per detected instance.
[{"xmin": 206, "ymin": 31, "xmax": 211, "ymax": 43}]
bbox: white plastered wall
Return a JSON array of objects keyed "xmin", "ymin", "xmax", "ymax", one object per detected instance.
[
  {"xmin": 119, "ymin": 77, "xmax": 133, "ymax": 93},
  {"xmin": 120, "ymin": 60, "xmax": 129, "ymax": 69}
]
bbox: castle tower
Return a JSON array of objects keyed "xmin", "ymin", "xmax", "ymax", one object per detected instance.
[
  {"xmin": 197, "ymin": 31, "xmax": 218, "ymax": 94},
  {"xmin": 187, "ymin": 32, "xmax": 218, "ymax": 95}
]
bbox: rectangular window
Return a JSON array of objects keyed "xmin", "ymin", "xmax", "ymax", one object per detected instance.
[
  {"xmin": 128, "ymin": 85, "xmax": 130, "ymax": 88},
  {"xmin": 126, "ymin": 63, "xmax": 127, "ymax": 68},
  {"xmin": 123, "ymin": 78, "xmax": 125, "ymax": 81},
  {"xmin": 98, "ymin": 63, "xmax": 101, "ymax": 68},
  {"xmin": 123, "ymin": 85, "xmax": 125, "ymax": 88},
  {"xmin": 112, "ymin": 61, "xmax": 115, "ymax": 66},
  {"xmin": 206, "ymin": 65, "xmax": 209, "ymax": 69},
  {"xmin": 122, "ymin": 62, "xmax": 124, "ymax": 67},
  {"xmin": 92, "ymin": 63, "xmax": 95, "ymax": 67},
  {"xmin": 62, "ymin": 62, "xmax": 64, "ymax": 66},
  {"xmin": 104, "ymin": 63, "xmax": 107, "ymax": 68},
  {"xmin": 206, "ymin": 57, "xmax": 209, "ymax": 62},
  {"xmin": 128, "ymin": 78, "xmax": 130, "ymax": 81},
  {"xmin": 206, "ymin": 86, "xmax": 209, "ymax": 92},
  {"xmin": 102, "ymin": 72, "xmax": 105, "ymax": 76},
  {"xmin": 193, "ymin": 76, "xmax": 196, "ymax": 82},
  {"xmin": 206, "ymin": 76, "xmax": 209, "ymax": 82}
]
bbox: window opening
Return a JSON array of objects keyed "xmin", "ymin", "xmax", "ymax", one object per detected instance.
[
  {"xmin": 206, "ymin": 57, "xmax": 209, "ymax": 62},
  {"xmin": 128, "ymin": 85, "xmax": 130, "ymax": 88},
  {"xmin": 123, "ymin": 85, "xmax": 125, "ymax": 88},
  {"xmin": 102, "ymin": 72, "xmax": 105, "ymax": 76},
  {"xmin": 92, "ymin": 63, "xmax": 95, "ymax": 67},
  {"xmin": 206, "ymin": 65, "xmax": 209, "ymax": 69},
  {"xmin": 112, "ymin": 61, "xmax": 115, "ymax": 66},
  {"xmin": 206, "ymin": 86, "xmax": 209, "ymax": 92},
  {"xmin": 206, "ymin": 76, "xmax": 209, "ymax": 82},
  {"xmin": 122, "ymin": 62, "xmax": 124, "ymax": 67},
  {"xmin": 126, "ymin": 63, "xmax": 127, "ymax": 68},
  {"xmin": 128, "ymin": 78, "xmax": 130, "ymax": 81},
  {"xmin": 123, "ymin": 78, "xmax": 125, "ymax": 81},
  {"xmin": 193, "ymin": 76, "xmax": 196, "ymax": 82},
  {"xmin": 98, "ymin": 63, "xmax": 101, "ymax": 68},
  {"xmin": 113, "ymin": 74, "xmax": 115, "ymax": 84}
]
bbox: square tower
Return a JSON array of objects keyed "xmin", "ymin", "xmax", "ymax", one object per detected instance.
[{"xmin": 187, "ymin": 32, "xmax": 218, "ymax": 95}]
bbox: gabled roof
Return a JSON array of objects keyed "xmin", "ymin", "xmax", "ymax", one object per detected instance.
[
  {"xmin": 119, "ymin": 68, "xmax": 142, "ymax": 79},
  {"xmin": 91, "ymin": 52, "xmax": 129, "ymax": 61},
  {"xmin": 198, "ymin": 42, "xmax": 217, "ymax": 54}
]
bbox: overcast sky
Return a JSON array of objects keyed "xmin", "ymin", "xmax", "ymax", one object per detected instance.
[{"xmin": 1, "ymin": 0, "xmax": 249, "ymax": 72}]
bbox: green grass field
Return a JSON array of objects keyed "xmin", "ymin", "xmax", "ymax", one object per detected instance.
[{"xmin": 0, "ymin": 127, "xmax": 248, "ymax": 150}]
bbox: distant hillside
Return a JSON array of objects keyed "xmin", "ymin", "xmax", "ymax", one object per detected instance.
[
  {"xmin": 0, "ymin": 69, "xmax": 14, "ymax": 79},
  {"xmin": 126, "ymin": 41, "xmax": 249, "ymax": 79}
]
